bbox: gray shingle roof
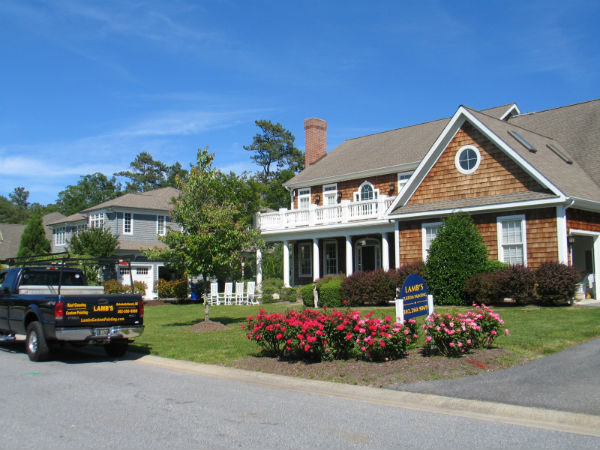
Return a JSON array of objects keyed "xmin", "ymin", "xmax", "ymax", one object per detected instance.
[
  {"xmin": 467, "ymin": 106, "xmax": 600, "ymax": 201},
  {"xmin": 83, "ymin": 187, "xmax": 180, "ymax": 212},
  {"xmin": 287, "ymin": 100, "xmax": 600, "ymax": 208},
  {"xmin": 0, "ymin": 223, "xmax": 25, "ymax": 260}
]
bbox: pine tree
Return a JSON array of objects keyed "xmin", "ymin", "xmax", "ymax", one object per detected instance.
[{"xmin": 17, "ymin": 213, "xmax": 51, "ymax": 257}]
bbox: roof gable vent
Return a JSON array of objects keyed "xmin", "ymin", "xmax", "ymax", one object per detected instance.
[{"xmin": 508, "ymin": 130, "xmax": 537, "ymax": 153}]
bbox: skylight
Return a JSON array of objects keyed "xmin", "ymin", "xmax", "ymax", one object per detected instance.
[
  {"xmin": 547, "ymin": 144, "xmax": 573, "ymax": 164},
  {"xmin": 508, "ymin": 130, "xmax": 537, "ymax": 153}
]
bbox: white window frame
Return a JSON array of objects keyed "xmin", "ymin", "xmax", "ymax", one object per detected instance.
[
  {"xmin": 397, "ymin": 172, "xmax": 413, "ymax": 194},
  {"xmin": 323, "ymin": 240, "xmax": 339, "ymax": 275},
  {"xmin": 354, "ymin": 181, "xmax": 380, "ymax": 202},
  {"xmin": 297, "ymin": 188, "xmax": 311, "ymax": 210},
  {"xmin": 55, "ymin": 227, "xmax": 67, "ymax": 246},
  {"xmin": 422, "ymin": 221, "xmax": 443, "ymax": 261},
  {"xmin": 123, "ymin": 212, "xmax": 133, "ymax": 235},
  {"xmin": 497, "ymin": 214, "xmax": 528, "ymax": 266},
  {"xmin": 323, "ymin": 184, "xmax": 338, "ymax": 205},
  {"xmin": 89, "ymin": 211, "xmax": 105, "ymax": 229},
  {"xmin": 455, "ymin": 145, "xmax": 481, "ymax": 175},
  {"xmin": 157, "ymin": 215, "xmax": 167, "ymax": 236},
  {"xmin": 298, "ymin": 243, "xmax": 312, "ymax": 277},
  {"xmin": 136, "ymin": 267, "xmax": 149, "ymax": 275}
]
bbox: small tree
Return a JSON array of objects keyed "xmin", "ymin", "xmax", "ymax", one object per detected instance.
[
  {"xmin": 147, "ymin": 148, "xmax": 261, "ymax": 321},
  {"xmin": 17, "ymin": 213, "xmax": 51, "ymax": 257},
  {"xmin": 68, "ymin": 227, "xmax": 120, "ymax": 258},
  {"xmin": 425, "ymin": 213, "xmax": 489, "ymax": 305}
]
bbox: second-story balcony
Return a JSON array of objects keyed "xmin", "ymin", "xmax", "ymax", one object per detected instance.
[{"xmin": 257, "ymin": 197, "xmax": 396, "ymax": 231}]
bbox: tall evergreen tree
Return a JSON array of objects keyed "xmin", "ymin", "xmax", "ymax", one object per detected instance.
[{"xmin": 17, "ymin": 213, "xmax": 51, "ymax": 257}]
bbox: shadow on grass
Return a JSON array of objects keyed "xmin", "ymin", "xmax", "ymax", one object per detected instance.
[{"xmin": 168, "ymin": 315, "xmax": 246, "ymax": 327}]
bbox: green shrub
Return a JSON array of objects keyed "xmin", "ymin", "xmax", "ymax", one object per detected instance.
[
  {"xmin": 535, "ymin": 262, "xmax": 580, "ymax": 305},
  {"xmin": 300, "ymin": 283, "xmax": 315, "ymax": 306},
  {"xmin": 483, "ymin": 260, "xmax": 508, "ymax": 273},
  {"xmin": 425, "ymin": 213, "xmax": 489, "ymax": 305},
  {"xmin": 280, "ymin": 286, "xmax": 300, "ymax": 302},
  {"xmin": 317, "ymin": 276, "xmax": 343, "ymax": 308},
  {"xmin": 133, "ymin": 281, "xmax": 147, "ymax": 296},
  {"xmin": 102, "ymin": 279, "xmax": 127, "ymax": 294},
  {"xmin": 156, "ymin": 279, "xmax": 188, "ymax": 299}
]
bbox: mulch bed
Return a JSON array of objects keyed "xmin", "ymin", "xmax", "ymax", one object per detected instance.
[
  {"xmin": 226, "ymin": 347, "xmax": 528, "ymax": 388},
  {"xmin": 187, "ymin": 320, "xmax": 228, "ymax": 332}
]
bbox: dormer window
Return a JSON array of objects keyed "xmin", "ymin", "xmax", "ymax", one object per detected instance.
[{"xmin": 397, "ymin": 172, "xmax": 413, "ymax": 193}]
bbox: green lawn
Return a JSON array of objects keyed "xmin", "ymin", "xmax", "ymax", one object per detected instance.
[{"xmin": 130, "ymin": 302, "xmax": 600, "ymax": 364}]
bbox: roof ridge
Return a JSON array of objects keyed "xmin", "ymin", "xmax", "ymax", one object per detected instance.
[
  {"xmin": 344, "ymin": 116, "xmax": 450, "ymax": 142},
  {"xmin": 511, "ymin": 98, "xmax": 600, "ymax": 118}
]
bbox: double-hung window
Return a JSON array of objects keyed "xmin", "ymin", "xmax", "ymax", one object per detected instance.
[
  {"xmin": 123, "ymin": 212, "xmax": 133, "ymax": 235},
  {"xmin": 157, "ymin": 215, "xmax": 166, "ymax": 236},
  {"xmin": 55, "ymin": 227, "xmax": 67, "ymax": 246},
  {"xmin": 497, "ymin": 215, "xmax": 527, "ymax": 265},
  {"xmin": 323, "ymin": 184, "xmax": 337, "ymax": 205},
  {"xmin": 298, "ymin": 243, "xmax": 312, "ymax": 277},
  {"xmin": 422, "ymin": 222, "xmax": 443, "ymax": 261},
  {"xmin": 298, "ymin": 188, "xmax": 311, "ymax": 210},
  {"xmin": 89, "ymin": 212, "xmax": 104, "ymax": 228},
  {"xmin": 323, "ymin": 240, "xmax": 338, "ymax": 275}
]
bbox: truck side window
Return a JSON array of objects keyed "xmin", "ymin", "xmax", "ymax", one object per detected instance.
[{"xmin": 0, "ymin": 271, "xmax": 6, "ymax": 288}]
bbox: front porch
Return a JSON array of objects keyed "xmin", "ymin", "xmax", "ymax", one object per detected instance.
[{"xmin": 257, "ymin": 225, "xmax": 398, "ymax": 287}]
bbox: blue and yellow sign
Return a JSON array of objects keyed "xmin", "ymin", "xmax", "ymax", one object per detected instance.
[{"xmin": 400, "ymin": 274, "xmax": 430, "ymax": 320}]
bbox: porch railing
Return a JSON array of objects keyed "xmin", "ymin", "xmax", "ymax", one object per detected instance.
[{"xmin": 257, "ymin": 197, "xmax": 396, "ymax": 231}]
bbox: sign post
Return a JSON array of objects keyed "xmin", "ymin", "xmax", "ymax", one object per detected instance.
[{"xmin": 392, "ymin": 274, "xmax": 434, "ymax": 322}]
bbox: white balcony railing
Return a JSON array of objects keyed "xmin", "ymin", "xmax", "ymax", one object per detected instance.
[{"xmin": 257, "ymin": 197, "xmax": 396, "ymax": 231}]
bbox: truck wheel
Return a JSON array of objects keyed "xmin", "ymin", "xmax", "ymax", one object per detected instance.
[
  {"xmin": 104, "ymin": 340, "xmax": 128, "ymax": 358},
  {"xmin": 26, "ymin": 322, "xmax": 51, "ymax": 362}
]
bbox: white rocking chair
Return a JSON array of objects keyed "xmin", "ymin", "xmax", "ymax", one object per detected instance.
[{"xmin": 223, "ymin": 282, "xmax": 233, "ymax": 305}]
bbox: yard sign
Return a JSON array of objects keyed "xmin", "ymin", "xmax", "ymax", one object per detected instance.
[{"xmin": 394, "ymin": 273, "xmax": 434, "ymax": 322}]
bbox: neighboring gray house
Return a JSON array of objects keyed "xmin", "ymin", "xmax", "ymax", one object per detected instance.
[{"xmin": 47, "ymin": 187, "xmax": 181, "ymax": 299}]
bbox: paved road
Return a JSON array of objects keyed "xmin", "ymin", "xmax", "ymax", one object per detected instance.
[
  {"xmin": 387, "ymin": 337, "xmax": 600, "ymax": 415},
  {"xmin": 1, "ymin": 341, "xmax": 599, "ymax": 450}
]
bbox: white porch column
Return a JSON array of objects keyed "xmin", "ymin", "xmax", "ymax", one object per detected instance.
[
  {"xmin": 594, "ymin": 236, "xmax": 600, "ymax": 300},
  {"xmin": 256, "ymin": 248, "xmax": 263, "ymax": 293},
  {"xmin": 382, "ymin": 232, "xmax": 390, "ymax": 271},
  {"xmin": 313, "ymin": 238, "xmax": 320, "ymax": 282},
  {"xmin": 556, "ymin": 205, "xmax": 569, "ymax": 264},
  {"xmin": 345, "ymin": 235, "xmax": 353, "ymax": 276},
  {"xmin": 394, "ymin": 221, "xmax": 401, "ymax": 269},
  {"xmin": 283, "ymin": 241, "xmax": 290, "ymax": 288}
]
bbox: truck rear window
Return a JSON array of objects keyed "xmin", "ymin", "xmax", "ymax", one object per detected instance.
[{"xmin": 21, "ymin": 270, "xmax": 85, "ymax": 286}]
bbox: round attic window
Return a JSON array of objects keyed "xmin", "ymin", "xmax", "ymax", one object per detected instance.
[{"xmin": 455, "ymin": 145, "xmax": 481, "ymax": 175}]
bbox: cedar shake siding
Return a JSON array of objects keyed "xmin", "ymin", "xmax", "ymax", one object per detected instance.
[
  {"xmin": 567, "ymin": 209, "xmax": 600, "ymax": 234},
  {"xmin": 407, "ymin": 123, "xmax": 551, "ymax": 206},
  {"xmin": 398, "ymin": 208, "xmax": 558, "ymax": 269},
  {"xmin": 293, "ymin": 173, "xmax": 398, "ymax": 208}
]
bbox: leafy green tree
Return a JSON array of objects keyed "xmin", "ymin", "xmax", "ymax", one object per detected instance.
[
  {"xmin": 57, "ymin": 173, "xmax": 122, "ymax": 216},
  {"xmin": 116, "ymin": 152, "xmax": 188, "ymax": 193},
  {"xmin": 425, "ymin": 213, "xmax": 489, "ymax": 305},
  {"xmin": 146, "ymin": 148, "xmax": 261, "ymax": 320},
  {"xmin": 68, "ymin": 227, "xmax": 120, "ymax": 258},
  {"xmin": 9, "ymin": 187, "xmax": 29, "ymax": 210},
  {"xmin": 17, "ymin": 213, "xmax": 51, "ymax": 257},
  {"xmin": 244, "ymin": 120, "xmax": 304, "ymax": 210}
]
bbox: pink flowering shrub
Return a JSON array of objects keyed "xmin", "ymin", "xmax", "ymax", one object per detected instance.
[
  {"xmin": 422, "ymin": 304, "xmax": 508, "ymax": 356},
  {"xmin": 244, "ymin": 308, "xmax": 418, "ymax": 362}
]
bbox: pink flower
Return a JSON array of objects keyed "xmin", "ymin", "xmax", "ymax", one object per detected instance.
[
  {"xmin": 425, "ymin": 336, "xmax": 432, "ymax": 343},
  {"xmin": 505, "ymin": 329, "xmax": 510, "ymax": 335},
  {"xmin": 275, "ymin": 333, "xmax": 283, "ymax": 340},
  {"xmin": 491, "ymin": 330, "xmax": 497, "ymax": 335},
  {"xmin": 449, "ymin": 342, "xmax": 455, "ymax": 348}
]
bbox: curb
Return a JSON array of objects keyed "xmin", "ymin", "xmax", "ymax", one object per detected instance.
[{"xmin": 134, "ymin": 354, "xmax": 600, "ymax": 438}]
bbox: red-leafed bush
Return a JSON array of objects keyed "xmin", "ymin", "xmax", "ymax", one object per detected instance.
[
  {"xmin": 535, "ymin": 262, "xmax": 580, "ymax": 305},
  {"xmin": 496, "ymin": 265, "xmax": 536, "ymax": 305}
]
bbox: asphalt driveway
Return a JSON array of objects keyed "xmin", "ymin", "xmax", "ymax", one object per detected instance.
[{"xmin": 386, "ymin": 337, "xmax": 600, "ymax": 415}]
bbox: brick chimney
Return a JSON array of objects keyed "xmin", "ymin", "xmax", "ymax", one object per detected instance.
[{"xmin": 304, "ymin": 117, "xmax": 327, "ymax": 167}]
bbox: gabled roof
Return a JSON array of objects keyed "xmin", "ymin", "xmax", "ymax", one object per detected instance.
[
  {"xmin": 285, "ymin": 104, "xmax": 527, "ymax": 189},
  {"xmin": 83, "ymin": 187, "xmax": 180, "ymax": 213},
  {"xmin": 46, "ymin": 213, "xmax": 87, "ymax": 226}
]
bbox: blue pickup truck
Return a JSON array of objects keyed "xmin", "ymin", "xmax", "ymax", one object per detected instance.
[{"xmin": 0, "ymin": 256, "xmax": 144, "ymax": 361}]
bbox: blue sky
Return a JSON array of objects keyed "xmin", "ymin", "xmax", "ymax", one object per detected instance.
[{"xmin": 1, "ymin": 0, "xmax": 598, "ymax": 205}]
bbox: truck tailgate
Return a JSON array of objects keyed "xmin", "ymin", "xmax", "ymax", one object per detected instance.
[{"xmin": 60, "ymin": 295, "xmax": 143, "ymax": 328}]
